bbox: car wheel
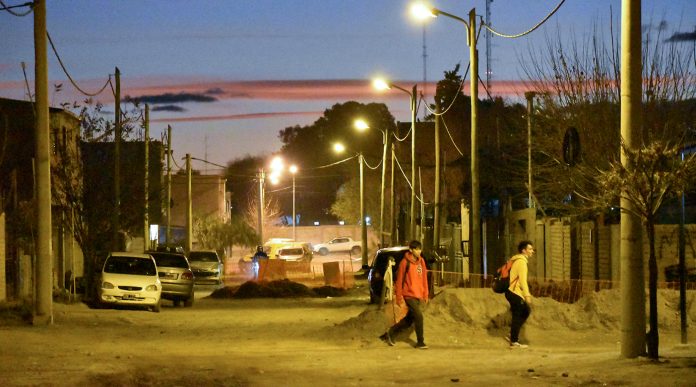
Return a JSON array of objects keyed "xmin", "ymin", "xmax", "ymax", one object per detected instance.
[
  {"xmin": 319, "ymin": 248, "xmax": 329, "ymax": 256},
  {"xmin": 151, "ymin": 301, "xmax": 161, "ymax": 313},
  {"xmin": 184, "ymin": 294, "xmax": 194, "ymax": 307},
  {"xmin": 351, "ymin": 246, "xmax": 361, "ymax": 255}
]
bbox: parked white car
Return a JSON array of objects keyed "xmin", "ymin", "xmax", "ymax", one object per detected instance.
[
  {"xmin": 98, "ymin": 252, "xmax": 161, "ymax": 312},
  {"xmin": 313, "ymin": 237, "xmax": 362, "ymax": 256}
]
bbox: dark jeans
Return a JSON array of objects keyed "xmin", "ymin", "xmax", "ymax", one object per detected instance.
[
  {"xmin": 389, "ymin": 298, "xmax": 425, "ymax": 344},
  {"xmin": 505, "ymin": 290, "xmax": 530, "ymax": 343}
]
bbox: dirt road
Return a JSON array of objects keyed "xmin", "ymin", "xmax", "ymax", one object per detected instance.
[{"xmin": 1, "ymin": 285, "xmax": 695, "ymax": 386}]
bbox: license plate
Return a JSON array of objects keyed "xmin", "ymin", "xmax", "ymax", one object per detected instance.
[{"xmin": 122, "ymin": 294, "xmax": 138, "ymax": 300}]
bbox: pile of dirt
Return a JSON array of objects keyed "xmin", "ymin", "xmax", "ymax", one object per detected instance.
[
  {"xmin": 318, "ymin": 288, "xmax": 696, "ymax": 343},
  {"xmin": 208, "ymin": 279, "xmax": 347, "ymax": 299}
]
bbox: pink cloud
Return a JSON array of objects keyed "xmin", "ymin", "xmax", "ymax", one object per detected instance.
[{"xmin": 150, "ymin": 110, "xmax": 323, "ymax": 123}]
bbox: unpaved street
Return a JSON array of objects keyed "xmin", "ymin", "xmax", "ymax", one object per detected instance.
[{"xmin": 1, "ymin": 285, "xmax": 695, "ymax": 386}]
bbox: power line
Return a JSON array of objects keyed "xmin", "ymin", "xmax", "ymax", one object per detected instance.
[
  {"xmin": 0, "ymin": 0, "xmax": 33, "ymax": 16},
  {"xmin": 482, "ymin": 0, "xmax": 566, "ymax": 39},
  {"xmin": 46, "ymin": 31, "xmax": 112, "ymax": 97}
]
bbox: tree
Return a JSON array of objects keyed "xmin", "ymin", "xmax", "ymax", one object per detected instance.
[
  {"xmin": 585, "ymin": 140, "xmax": 696, "ymax": 359},
  {"xmin": 193, "ymin": 213, "xmax": 257, "ymax": 254}
]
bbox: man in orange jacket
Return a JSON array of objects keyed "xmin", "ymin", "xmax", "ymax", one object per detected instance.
[{"xmin": 380, "ymin": 240, "xmax": 429, "ymax": 349}]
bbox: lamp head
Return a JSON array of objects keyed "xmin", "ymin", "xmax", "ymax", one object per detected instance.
[
  {"xmin": 372, "ymin": 78, "xmax": 391, "ymax": 91},
  {"xmin": 289, "ymin": 165, "xmax": 298, "ymax": 174},
  {"xmin": 354, "ymin": 119, "xmax": 370, "ymax": 132},
  {"xmin": 269, "ymin": 156, "xmax": 284, "ymax": 172},
  {"xmin": 333, "ymin": 142, "xmax": 346, "ymax": 154},
  {"xmin": 410, "ymin": 3, "xmax": 437, "ymax": 20}
]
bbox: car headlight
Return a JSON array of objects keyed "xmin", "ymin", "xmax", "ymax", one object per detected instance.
[
  {"xmin": 102, "ymin": 282, "xmax": 114, "ymax": 289},
  {"xmin": 145, "ymin": 284, "xmax": 158, "ymax": 291}
]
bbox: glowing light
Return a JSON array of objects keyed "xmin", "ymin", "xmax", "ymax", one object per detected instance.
[
  {"xmin": 410, "ymin": 3, "xmax": 437, "ymax": 20},
  {"xmin": 289, "ymin": 165, "xmax": 298, "ymax": 174},
  {"xmin": 372, "ymin": 78, "xmax": 390, "ymax": 91},
  {"xmin": 333, "ymin": 142, "xmax": 346, "ymax": 153},
  {"xmin": 354, "ymin": 119, "xmax": 369, "ymax": 131},
  {"xmin": 270, "ymin": 156, "xmax": 284, "ymax": 172}
]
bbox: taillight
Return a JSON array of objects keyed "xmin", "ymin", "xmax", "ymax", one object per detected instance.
[{"xmin": 181, "ymin": 271, "xmax": 194, "ymax": 280}]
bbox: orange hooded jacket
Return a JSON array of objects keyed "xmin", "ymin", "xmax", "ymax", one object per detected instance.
[{"xmin": 394, "ymin": 251, "xmax": 429, "ymax": 302}]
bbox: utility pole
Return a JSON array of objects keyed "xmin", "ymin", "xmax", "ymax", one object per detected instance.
[
  {"xmin": 113, "ymin": 67, "xmax": 121, "ymax": 250},
  {"xmin": 620, "ymin": 0, "xmax": 644, "ymax": 358},
  {"xmin": 185, "ymin": 154, "xmax": 192, "ymax": 255},
  {"xmin": 390, "ymin": 143, "xmax": 396, "ymax": 246},
  {"xmin": 33, "ymin": 0, "xmax": 52, "ymax": 325},
  {"xmin": 469, "ymin": 9, "xmax": 481, "ymax": 280},
  {"xmin": 433, "ymin": 100, "xmax": 441, "ymax": 251},
  {"xmin": 379, "ymin": 128, "xmax": 388, "ymax": 247},
  {"xmin": 526, "ymin": 92, "xmax": 535, "ymax": 207},
  {"xmin": 166, "ymin": 125, "xmax": 172, "ymax": 244},
  {"xmin": 409, "ymin": 85, "xmax": 417, "ymax": 241},
  {"xmin": 143, "ymin": 104, "xmax": 149, "ymax": 251},
  {"xmin": 257, "ymin": 169, "xmax": 265, "ymax": 246},
  {"xmin": 360, "ymin": 154, "xmax": 367, "ymax": 268}
]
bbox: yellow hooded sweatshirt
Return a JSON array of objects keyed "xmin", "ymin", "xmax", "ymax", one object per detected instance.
[{"xmin": 508, "ymin": 253, "xmax": 531, "ymax": 299}]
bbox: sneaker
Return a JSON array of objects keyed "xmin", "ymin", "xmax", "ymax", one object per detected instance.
[
  {"xmin": 509, "ymin": 342, "xmax": 528, "ymax": 349},
  {"xmin": 379, "ymin": 332, "xmax": 395, "ymax": 346},
  {"xmin": 415, "ymin": 342, "xmax": 429, "ymax": 349}
]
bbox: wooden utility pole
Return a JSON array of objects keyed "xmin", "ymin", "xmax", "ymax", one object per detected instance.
[
  {"xmin": 469, "ymin": 8, "xmax": 481, "ymax": 280},
  {"xmin": 433, "ymin": 101, "xmax": 441, "ymax": 250},
  {"xmin": 113, "ymin": 67, "xmax": 121, "ymax": 250},
  {"xmin": 166, "ymin": 125, "xmax": 172, "ymax": 244},
  {"xmin": 185, "ymin": 154, "xmax": 192, "ymax": 254},
  {"xmin": 33, "ymin": 0, "xmax": 52, "ymax": 325},
  {"xmin": 143, "ymin": 104, "xmax": 150, "ymax": 251},
  {"xmin": 620, "ymin": 0, "xmax": 645, "ymax": 358}
]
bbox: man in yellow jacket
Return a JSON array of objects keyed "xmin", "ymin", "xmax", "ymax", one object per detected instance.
[
  {"xmin": 380, "ymin": 240, "xmax": 429, "ymax": 349},
  {"xmin": 506, "ymin": 240, "xmax": 534, "ymax": 348}
]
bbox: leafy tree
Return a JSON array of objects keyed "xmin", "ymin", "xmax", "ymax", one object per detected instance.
[
  {"xmin": 584, "ymin": 140, "xmax": 696, "ymax": 359},
  {"xmin": 193, "ymin": 212, "xmax": 257, "ymax": 254}
]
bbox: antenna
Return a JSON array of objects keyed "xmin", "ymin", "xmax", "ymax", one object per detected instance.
[{"xmin": 486, "ymin": 0, "xmax": 493, "ymax": 96}]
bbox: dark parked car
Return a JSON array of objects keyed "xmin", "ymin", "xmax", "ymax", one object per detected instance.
[
  {"xmin": 148, "ymin": 251, "xmax": 195, "ymax": 307},
  {"xmin": 367, "ymin": 246, "xmax": 409, "ymax": 304}
]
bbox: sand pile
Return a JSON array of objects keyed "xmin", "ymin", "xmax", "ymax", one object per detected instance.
[
  {"xmin": 320, "ymin": 287, "xmax": 696, "ymax": 343},
  {"xmin": 208, "ymin": 279, "xmax": 347, "ymax": 299}
]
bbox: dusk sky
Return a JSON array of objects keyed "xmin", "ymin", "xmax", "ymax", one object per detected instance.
[{"xmin": 2, "ymin": 0, "xmax": 695, "ymax": 170}]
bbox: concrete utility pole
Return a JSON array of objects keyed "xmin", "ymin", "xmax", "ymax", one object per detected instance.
[
  {"xmin": 185, "ymin": 154, "xmax": 192, "ymax": 255},
  {"xmin": 526, "ymin": 92, "xmax": 536, "ymax": 208},
  {"xmin": 433, "ymin": 101, "xmax": 441, "ymax": 251},
  {"xmin": 379, "ymin": 128, "xmax": 388, "ymax": 248},
  {"xmin": 33, "ymin": 0, "xmax": 52, "ymax": 325},
  {"xmin": 257, "ymin": 169, "xmax": 265, "ymax": 246},
  {"xmin": 620, "ymin": 0, "xmax": 645, "ymax": 358},
  {"xmin": 166, "ymin": 125, "xmax": 172, "ymax": 244},
  {"xmin": 469, "ymin": 9, "xmax": 481, "ymax": 280},
  {"xmin": 113, "ymin": 67, "xmax": 121, "ymax": 250},
  {"xmin": 360, "ymin": 154, "xmax": 368, "ymax": 268},
  {"xmin": 143, "ymin": 104, "xmax": 149, "ymax": 251}
]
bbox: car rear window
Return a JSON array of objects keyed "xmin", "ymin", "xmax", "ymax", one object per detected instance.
[
  {"xmin": 104, "ymin": 256, "xmax": 156, "ymax": 276},
  {"xmin": 151, "ymin": 253, "xmax": 189, "ymax": 268},
  {"xmin": 280, "ymin": 248, "xmax": 304, "ymax": 256},
  {"xmin": 188, "ymin": 252, "xmax": 219, "ymax": 262},
  {"xmin": 373, "ymin": 250, "xmax": 408, "ymax": 273}
]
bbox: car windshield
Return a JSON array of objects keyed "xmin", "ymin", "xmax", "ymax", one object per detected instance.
[
  {"xmin": 150, "ymin": 253, "xmax": 189, "ymax": 268},
  {"xmin": 280, "ymin": 248, "xmax": 303, "ymax": 256},
  {"xmin": 189, "ymin": 252, "xmax": 218, "ymax": 262},
  {"xmin": 373, "ymin": 250, "xmax": 408, "ymax": 273},
  {"xmin": 104, "ymin": 256, "xmax": 156, "ymax": 276}
]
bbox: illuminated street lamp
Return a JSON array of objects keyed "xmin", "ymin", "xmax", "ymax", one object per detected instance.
[
  {"xmin": 411, "ymin": 2, "xmax": 482, "ymax": 278},
  {"xmin": 289, "ymin": 164, "xmax": 298, "ymax": 241},
  {"xmin": 373, "ymin": 77, "xmax": 418, "ymax": 242},
  {"xmin": 333, "ymin": 142, "xmax": 368, "ymax": 269},
  {"xmin": 354, "ymin": 119, "xmax": 389, "ymax": 248}
]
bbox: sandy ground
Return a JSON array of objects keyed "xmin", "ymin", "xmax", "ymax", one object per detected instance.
[{"xmin": 1, "ymin": 282, "xmax": 695, "ymax": 386}]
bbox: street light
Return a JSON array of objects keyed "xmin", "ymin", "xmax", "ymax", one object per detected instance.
[
  {"xmin": 333, "ymin": 142, "xmax": 368, "ymax": 269},
  {"xmin": 411, "ymin": 2, "xmax": 482, "ymax": 278},
  {"xmin": 373, "ymin": 77, "xmax": 418, "ymax": 242},
  {"xmin": 289, "ymin": 164, "xmax": 298, "ymax": 241},
  {"xmin": 354, "ymin": 119, "xmax": 388, "ymax": 248}
]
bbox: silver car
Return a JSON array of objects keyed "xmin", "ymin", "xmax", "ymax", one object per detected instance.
[
  {"xmin": 148, "ymin": 251, "xmax": 195, "ymax": 307},
  {"xmin": 188, "ymin": 250, "xmax": 224, "ymax": 285}
]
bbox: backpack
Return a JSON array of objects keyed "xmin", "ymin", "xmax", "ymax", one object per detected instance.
[{"xmin": 491, "ymin": 260, "xmax": 514, "ymax": 293}]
